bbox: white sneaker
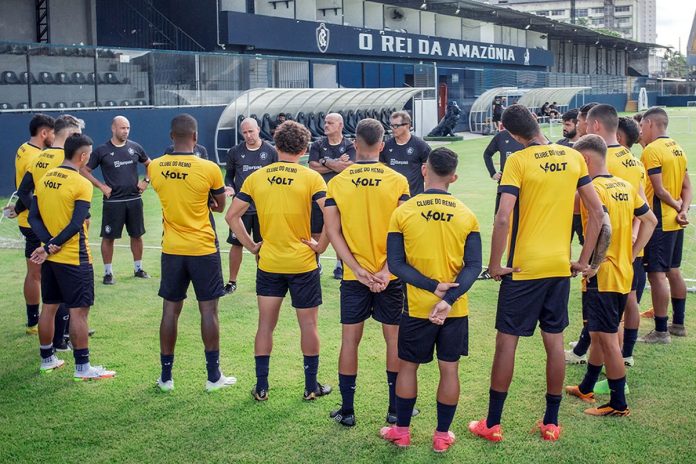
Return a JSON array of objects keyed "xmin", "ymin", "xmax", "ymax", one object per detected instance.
[
  {"xmin": 564, "ymin": 349, "xmax": 587, "ymax": 365},
  {"xmin": 40, "ymin": 356, "xmax": 65, "ymax": 373},
  {"xmin": 568, "ymin": 340, "xmax": 578, "ymax": 349},
  {"xmin": 157, "ymin": 377, "xmax": 174, "ymax": 392},
  {"xmin": 623, "ymin": 356, "xmax": 635, "ymax": 367},
  {"xmin": 205, "ymin": 373, "xmax": 237, "ymax": 392},
  {"xmin": 74, "ymin": 365, "xmax": 116, "ymax": 381}
]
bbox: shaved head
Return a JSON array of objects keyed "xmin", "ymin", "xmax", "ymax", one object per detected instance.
[
  {"xmin": 325, "ymin": 113, "xmax": 343, "ymax": 124},
  {"xmin": 324, "ymin": 112, "xmax": 344, "ymax": 138},
  {"xmin": 240, "ymin": 117, "xmax": 261, "ymax": 147},
  {"xmin": 240, "ymin": 117, "xmax": 259, "ymax": 131},
  {"xmin": 111, "ymin": 115, "xmax": 130, "ymax": 143},
  {"xmin": 112, "ymin": 115, "xmax": 129, "ymax": 127}
]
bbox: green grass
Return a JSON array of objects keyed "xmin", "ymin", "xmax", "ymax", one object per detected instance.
[{"xmin": 1, "ymin": 110, "xmax": 695, "ymax": 463}]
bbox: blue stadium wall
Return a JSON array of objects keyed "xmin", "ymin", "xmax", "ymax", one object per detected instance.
[{"xmin": 0, "ymin": 106, "xmax": 224, "ymax": 196}]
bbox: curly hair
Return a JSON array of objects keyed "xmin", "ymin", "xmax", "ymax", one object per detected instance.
[{"xmin": 273, "ymin": 120, "xmax": 311, "ymax": 155}]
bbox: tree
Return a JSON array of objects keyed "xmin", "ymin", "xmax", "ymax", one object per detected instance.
[{"xmin": 663, "ymin": 50, "xmax": 688, "ymax": 78}]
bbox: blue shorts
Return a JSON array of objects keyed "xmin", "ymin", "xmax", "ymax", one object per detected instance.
[
  {"xmin": 340, "ymin": 279, "xmax": 403, "ymax": 325},
  {"xmin": 227, "ymin": 213, "xmax": 262, "ymax": 246},
  {"xmin": 583, "ymin": 278, "xmax": 628, "ymax": 333},
  {"xmin": 643, "ymin": 228, "xmax": 683, "ymax": 273},
  {"xmin": 42, "ymin": 260, "xmax": 94, "ymax": 308},
  {"xmin": 398, "ymin": 314, "xmax": 469, "ymax": 364},
  {"xmin": 496, "ymin": 276, "xmax": 570, "ymax": 336},
  {"xmin": 158, "ymin": 252, "xmax": 224, "ymax": 302},
  {"xmin": 256, "ymin": 268, "xmax": 322, "ymax": 309}
]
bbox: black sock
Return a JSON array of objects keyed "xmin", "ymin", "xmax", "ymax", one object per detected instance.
[
  {"xmin": 655, "ymin": 316, "xmax": 668, "ymax": 332},
  {"xmin": 228, "ymin": 280, "xmax": 236, "ymax": 285},
  {"xmin": 160, "ymin": 354, "xmax": 174, "ymax": 382},
  {"xmin": 579, "ymin": 362, "xmax": 602, "ymax": 394},
  {"xmin": 436, "ymin": 401, "xmax": 457, "ymax": 432},
  {"xmin": 205, "ymin": 350, "xmax": 221, "ymax": 383},
  {"xmin": 73, "ymin": 348, "xmax": 89, "ymax": 366},
  {"xmin": 26, "ymin": 304, "xmax": 39, "ymax": 327},
  {"xmin": 573, "ymin": 325, "xmax": 591, "ymax": 356},
  {"xmin": 395, "ymin": 395, "xmax": 416, "ymax": 427},
  {"xmin": 53, "ymin": 304, "xmax": 70, "ymax": 345},
  {"xmin": 543, "ymin": 393, "xmax": 562, "ymax": 425},
  {"xmin": 255, "ymin": 355, "xmax": 270, "ymax": 390},
  {"xmin": 304, "ymin": 355, "xmax": 319, "ymax": 393},
  {"xmin": 339, "ymin": 373, "xmax": 357, "ymax": 414},
  {"xmin": 608, "ymin": 376, "xmax": 627, "ymax": 410},
  {"xmin": 672, "ymin": 298, "xmax": 686, "ymax": 325},
  {"xmin": 39, "ymin": 344, "xmax": 54, "ymax": 360},
  {"xmin": 386, "ymin": 370, "xmax": 398, "ymax": 413},
  {"xmin": 622, "ymin": 328, "xmax": 639, "ymax": 358},
  {"xmin": 486, "ymin": 389, "xmax": 508, "ymax": 428},
  {"xmin": 335, "ymin": 260, "xmax": 342, "ymax": 270}
]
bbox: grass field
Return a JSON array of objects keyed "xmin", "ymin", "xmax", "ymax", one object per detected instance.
[{"xmin": 0, "ymin": 109, "xmax": 695, "ymax": 463}]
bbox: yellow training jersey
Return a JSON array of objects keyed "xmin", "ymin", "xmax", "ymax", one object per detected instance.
[
  {"xmin": 30, "ymin": 147, "xmax": 65, "ymax": 184},
  {"xmin": 580, "ymin": 175, "xmax": 647, "ymax": 294},
  {"xmin": 149, "ymin": 154, "xmax": 225, "ymax": 256},
  {"xmin": 237, "ymin": 161, "xmax": 327, "ymax": 274},
  {"xmin": 641, "ymin": 137, "xmax": 688, "ymax": 232},
  {"xmin": 15, "ymin": 142, "xmax": 43, "ymax": 228},
  {"xmin": 326, "ymin": 161, "xmax": 410, "ymax": 281},
  {"xmin": 388, "ymin": 191, "xmax": 480, "ymax": 318},
  {"xmin": 35, "ymin": 166, "xmax": 93, "ymax": 265},
  {"xmin": 606, "ymin": 145, "xmax": 646, "ymax": 193},
  {"xmin": 499, "ymin": 143, "xmax": 591, "ymax": 280}
]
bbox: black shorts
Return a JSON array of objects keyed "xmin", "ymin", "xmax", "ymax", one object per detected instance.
[
  {"xmin": 256, "ymin": 268, "xmax": 322, "ymax": 309},
  {"xmin": 340, "ymin": 279, "xmax": 403, "ymax": 325},
  {"xmin": 643, "ymin": 228, "xmax": 683, "ymax": 273},
  {"xmin": 310, "ymin": 201, "xmax": 323, "ymax": 235},
  {"xmin": 42, "ymin": 260, "xmax": 94, "ymax": 308},
  {"xmin": 398, "ymin": 314, "xmax": 469, "ymax": 364},
  {"xmin": 631, "ymin": 257, "xmax": 645, "ymax": 292},
  {"xmin": 496, "ymin": 276, "xmax": 570, "ymax": 336},
  {"xmin": 227, "ymin": 214, "xmax": 262, "ymax": 246},
  {"xmin": 101, "ymin": 199, "xmax": 146, "ymax": 239},
  {"xmin": 583, "ymin": 281, "xmax": 628, "ymax": 334},
  {"xmin": 158, "ymin": 252, "xmax": 224, "ymax": 302},
  {"xmin": 19, "ymin": 226, "xmax": 40, "ymax": 259}
]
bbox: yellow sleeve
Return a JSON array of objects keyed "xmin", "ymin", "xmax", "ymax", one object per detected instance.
[
  {"xmin": 388, "ymin": 206, "xmax": 403, "ymax": 234},
  {"xmin": 325, "ymin": 177, "xmax": 336, "ymax": 202},
  {"xmin": 499, "ymin": 154, "xmax": 522, "ymax": 190},
  {"xmin": 312, "ymin": 171, "xmax": 328, "ymax": 199},
  {"xmin": 208, "ymin": 162, "xmax": 224, "ymax": 191},
  {"xmin": 239, "ymin": 171, "xmax": 255, "ymax": 200},
  {"xmin": 577, "ymin": 151, "xmax": 589, "ymax": 178},
  {"xmin": 641, "ymin": 146, "xmax": 661, "ymax": 171},
  {"xmin": 399, "ymin": 175, "xmax": 410, "ymax": 200},
  {"xmin": 632, "ymin": 184, "xmax": 646, "ymax": 211},
  {"xmin": 469, "ymin": 211, "xmax": 481, "ymax": 233},
  {"xmin": 76, "ymin": 179, "xmax": 93, "ymax": 203}
]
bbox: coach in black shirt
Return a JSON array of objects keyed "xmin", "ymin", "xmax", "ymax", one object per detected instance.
[
  {"xmin": 81, "ymin": 116, "xmax": 150, "ymax": 285},
  {"xmin": 308, "ymin": 112, "xmax": 355, "ymax": 279},
  {"xmin": 482, "ymin": 127, "xmax": 524, "ymax": 215},
  {"xmin": 379, "ymin": 110, "xmax": 429, "ymax": 195},
  {"xmin": 223, "ymin": 117, "xmax": 277, "ymax": 294}
]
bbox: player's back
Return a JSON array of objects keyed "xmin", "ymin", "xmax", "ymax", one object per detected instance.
[
  {"xmin": 15, "ymin": 142, "xmax": 43, "ymax": 228},
  {"xmin": 149, "ymin": 154, "xmax": 222, "ymax": 256},
  {"xmin": 581, "ymin": 175, "xmax": 642, "ymax": 294},
  {"xmin": 641, "ymin": 137, "xmax": 688, "ymax": 231},
  {"xmin": 326, "ymin": 161, "xmax": 409, "ymax": 279},
  {"xmin": 390, "ymin": 191, "xmax": 479, "ymax": 318},
  {"xmin": 606, "ymin": 145, "xmax": 645, "ymax": 192},
  {"xmin": 499, "ymin": 143, "xmax": 590, "ymax": 280},
  {"xmin": 31, "ymin": 147, "xmax": 65, "ymax": 183},
  {"xmin": 35, "ymin": 166, "xmax": 93, "ymax": 265},
  {"xmin": 239, "ymin": 162, "xmax": 327, "ymax": 274}
]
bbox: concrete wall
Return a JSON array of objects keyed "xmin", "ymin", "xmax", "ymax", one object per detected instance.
[
  {"xmin": 0, "ymin": 106, "xmax": 225, "ymax": 196},
  {"xmin": 0, "ymin": 0, "xmax": 35, "ymax": 43}
]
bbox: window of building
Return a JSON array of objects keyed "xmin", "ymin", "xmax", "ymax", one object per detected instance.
[
  {"xmin": 551, "ymin": 9, "xmax": 564, "ymax": 16},
  {"xmin": 615, "ymin": 6, "xmax": 630, "ymax": 12},
  {"xmin": 536, "ymin": 10, "xmax": 549, "ymax": 16},
  {"xmin": 591, "ymin": 7, "xmax": 604, "ymax": 14},
  {"xmin": 576, "ymin": 9, "xmax": 588, "ymax": 17}
]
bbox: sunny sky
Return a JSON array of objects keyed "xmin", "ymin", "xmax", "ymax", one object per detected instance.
[{"xmin": 656, "ymin": 0, "xmax": 695, "ymax": 52}]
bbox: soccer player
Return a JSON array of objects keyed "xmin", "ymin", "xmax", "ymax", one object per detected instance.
[
  {"xmin": 223, "ymin": 117, "xmax": 277, "ymax": 295},
  {"xmin": 29, "ymin": 133, "xmax": 116, "ymax": 380},
  {"xmin": 380, "ymin": 147, "xmax": 481, "ymax": 452},
  {"xmin": 322, "ymin": 118, "xmax": 409, "ymax": 427},
  {"xmin": 226, "ymin": 121, "xmax": 332, "ymax": 401},
  {"xmin": 617, "ymin": 116, "xmax": 641, "ymax": 150},
  {"xmin": 566, "ymin": 135, "xmax": 656, "ymax": 416},
  {"xmin": 8, "ymin": 114, "xmax": 55, "ymax": 334},
  {"xmin": 575, "ymin": 102, "xmax": 599, "ymax": 138},
  {"xmin": 16, "ymin": 115, "xmax": 85, "ymax": 350},
  {"xmin": 566, "ymin": 104, "xmax": 649, "ymax": 367},
  {"xmin": 166, "ymin": 142, "xmax": 209, "ymax": 160},
  {"xmin": 149, "ymin": 114, "xmax": 235, "ymax": 392},
  {"xmin": 80, "ymin": 116, "xmax": 150, "ymax": 285},
  {"xmin": 639, "ymin": 107, "xmax": 691, "ymax": 342},
  {"xmin": 308, "ymin": 112, "xmax": 355, "ymax": 280},
  {"xmin": 556, "ymin": 109, "xmax": 580, "ymax": 147},
  {"xmin": 468, "ymin": 104, "xmax": 605, "ymax": 442},
  {"xmin": 380, "ymin": 111, "xmax": 430, "ymax": 196},
  {"xmin": 482, "ymin": 126, "xmax": 524, "ymax": 214}
]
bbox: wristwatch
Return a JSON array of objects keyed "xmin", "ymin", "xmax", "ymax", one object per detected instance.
[
  {"xmin": 143, "ymin": 178, "xmax": 150, "ymax": 183},
  {"xmin": 320, "ymin": 158, "xmax": 328, "ymax": 166}
]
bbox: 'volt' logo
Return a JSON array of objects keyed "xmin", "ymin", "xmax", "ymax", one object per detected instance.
[
  {"xmin": 611, "ymin": 192, "xmax": 629, "ymax": 202},
  {"xmin": 420, "ymin": 210, "xmax": 454, "ymax": 222},
  {"xmin": 267, "ymin": 176, "xmax": 294, "ymax": 186},
  {"xmin": 540, "ymin": 162, "xmax": 567, "ymax": 173},
  {"xmin": 162, "ymin": 170, "xmax": 188, "ymax": 180},
  {"xmin": 351, "ymin": 177, "xmax": 382, "ymax": 187}
]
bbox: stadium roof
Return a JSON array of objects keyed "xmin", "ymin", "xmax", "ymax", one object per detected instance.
[
  {"xmin": 377, "ymin": 0, "xmax": 668, "ymax": 51},
  {"xmin": 689, "ymin": 12, "xmax": 696, "ymax": 66}
]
